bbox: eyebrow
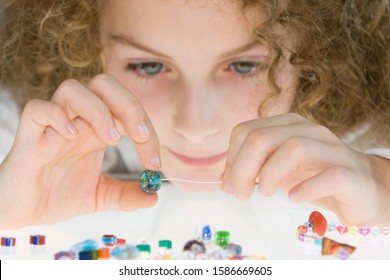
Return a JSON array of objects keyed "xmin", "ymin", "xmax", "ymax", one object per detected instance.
[
  {"xmin": 109, "ymin": 34, "xmax": 264, "ymax": 59},
  {"xmin": 109, "ymin": 34, "xmax": 172, "ymax": 59}
]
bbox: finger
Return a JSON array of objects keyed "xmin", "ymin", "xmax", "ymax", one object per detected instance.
[
  {"xmin": 259, "ymin": 137, "xmax": 341, "ymax": 196},
  {"xmin": 224, "ymin": 120, "xmax": 338, "ymax": 199},
  {"xmin": 287, "ymin": 166, "xmax": 353, "ymax": 203},
  {"xmin": 17, "ymin": 99, "xmax": 79, "ymax": 141},
  {"xmin": 96, "ymin": 174, "xmax": 158, "ymax": 211},
  {"xmin": 51, "ymin": 79, "xmax": 121, "ymax": 145},
  {"xmin": 88, "ymin": 74, "xmax": 161, "ymax": 170},
  {"xmin": 223, "ymin": 114, "xmax": 308, "ymax": 194},
  {"xmin": 224, "ymin": 124, "xmax": 309, "ymax": 199}
]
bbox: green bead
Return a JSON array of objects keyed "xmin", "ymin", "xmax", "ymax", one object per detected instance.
[
  {"xmin": 215, "ymin": 231, "xmax": 230, "ymax": 249},
  {"xmin": 159, "ymin": 240, "xmax": 172, "ymax": 249}
]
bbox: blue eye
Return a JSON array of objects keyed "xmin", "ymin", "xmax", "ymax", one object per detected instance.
[
  {"xmin": 127, "ymin": 62, "xmax": 164, "ymax": 75},
  {"xmin": 230, "ymin": 61, "xmax": 258, "ymax": 74}
]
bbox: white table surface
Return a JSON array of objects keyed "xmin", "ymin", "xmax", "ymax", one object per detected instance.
[{"xmin": 1, "ymin": 182, "xmax": 389, "ymax": 260}]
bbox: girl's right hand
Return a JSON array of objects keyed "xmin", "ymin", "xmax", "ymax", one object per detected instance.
[{"xmin": 0, "ymin": 74, "xmax": 161, "ymax": 229}]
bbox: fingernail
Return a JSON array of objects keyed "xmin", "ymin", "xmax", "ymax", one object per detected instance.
[
  {"xmin": 138, "ymin": 122, "xmax": 150, "ymax": 138},
  {"xmin": 66, "ymin": 122, "xmax": 78, "ymax": 135},
  {"xmin": 110, "ymin": 127, "xmax": 121, "ymax": 141},
  {"xmin": 151, "ymin": 153, "xmax": 161, "ymax": 168},
  {"xmin": 223, "ymin": 182, "xmax": 234, "ymax": 194}
]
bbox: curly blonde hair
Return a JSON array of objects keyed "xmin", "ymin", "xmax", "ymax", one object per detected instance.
[{"xmin": 1, "ymin": 0, "xmax": 389, "ymax": 149}]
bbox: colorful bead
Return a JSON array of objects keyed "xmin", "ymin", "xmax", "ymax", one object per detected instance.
[
  {"xmin": 158, "ymin": 240, "xmax": 173, "ymax": 259},
  {"xmin": 359, "ymin": 226, "xmax": 371, "ymax": 236},
  {"xmin": 195, "ymin": 224, "xmax": 214, "ymax": 242},
  {"xmin": 117, "ymin": 238, "xmax": 126, "ymax": 245},
  {"xmin": 30, "ymin": 235, "xmax": 45, "ymax": 245},
  {"xmin": 1, "ymin": 237, "xmax": 16, "ymax": 247},
  {"xmin": 335, "ymin": 247, "xmax": 350, "ymax": 260},
  {"xmin": 371, "ymin": 226, "xmax": 381, "ymax": 236},
  {"xmin": 303, "ymin": 221, "xmax": 314, "ymax": 232},
  {"xmin": 321, "ymin": 237, "xmax": 356, "ymax": 256},
  {"xmin": 71, "ymin": 239, "xmax": 99, "ymax": 254},
  {"xmin": 111, "ymin": 244, "xmax": 140, "ymax": 260},
  {"xmin": 382, "ymin": 227, "xmax": 390, "ymax": 236},
  {"xmin": 336, "ymin": 224, "xmax": 348, "ymax": 234},
  {"xmin": 54, "ymin": 251, "xmax": 76, "ymax": 260},
  {"xmin": 79, "ymin": 250, "xmax": 98, "ymax": 260},
  {"xmin": 348, "ymin": 226, "xmax": 359, "ymax": 236},
  {"xmin": 225, "ymin": 243, "xmax": 242, "ymax": 257},
  {"xmin": 308, "ymin": 211, "xmax": 327, "ymax": 237},
  {"xmin": 136, "ymin": 244, "xmax": 151, "ymax": 259},
  {"xmin": 327, "ymin": 221, "xmax": 337, "ymax": 232},
  {"xmin": 183, "ymin": 240, "xmax": 206, "ymax": 255},
  {"xmin": 297, "ymin": 225, "xmax": 308, "ymax": 234},
  {"xmin": 98, "ymin": 248, "xmax": 110, "ymax": 259},
  {"xmin": 215, "ymin": 231, "xmax": 230, "ymax": 249},
  {"xmin": 102, "ymin": 234, "xmax": 117, "ymax": 246},
  {"xmin": 139, "ymin": 170, "xmax": 162, "ymax": 194}
]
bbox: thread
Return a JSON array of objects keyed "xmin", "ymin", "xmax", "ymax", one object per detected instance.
[{"xmin": 161, "ymin": 178, "xmax": 296, "ymax": 223}]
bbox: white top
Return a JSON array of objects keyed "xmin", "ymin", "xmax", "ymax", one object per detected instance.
[{"xmin": 1, "ymin": 89, "xmax": 390, "ymax": 259}]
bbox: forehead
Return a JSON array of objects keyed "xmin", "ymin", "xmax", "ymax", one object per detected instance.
[{"xmin": 100, "ymin": 0, "xmax": 261, "ymax": 50}]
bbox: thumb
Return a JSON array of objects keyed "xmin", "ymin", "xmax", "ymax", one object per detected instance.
[{"xmin": 96, "ymin": 174, "xmax": 158, "ymax": 212}]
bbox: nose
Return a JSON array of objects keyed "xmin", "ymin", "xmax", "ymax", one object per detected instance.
[{"xmin": 173, "ymin": 81, "xmax": 221, "ymax": 143}]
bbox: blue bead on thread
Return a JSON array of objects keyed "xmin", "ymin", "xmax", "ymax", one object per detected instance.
[{"xmin": 139, "ymin": 170, "xmax": 161, "ymax": 194}]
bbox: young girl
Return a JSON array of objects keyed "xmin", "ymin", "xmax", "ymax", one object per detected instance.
[{"xmin": 0, "ymin": 0, "xmax": 389, "ymax": 231}]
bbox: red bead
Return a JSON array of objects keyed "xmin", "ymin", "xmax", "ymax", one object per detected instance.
[
  {"xmin": 337, "ymin": 224, "xmax": 348, "ymax": 234},
  {"xmin": 1, "ymin": 237, "xmax": 16, "ymax": 246},
  {"xmin": 297, "ymin": 225, "xmax": 308, "ymax": 234},
  {"xmin": 30, "ymin": 235, "xmax": 45, "ymax": 245},
  {"xmin": 308, "ymin": 211, "xmax": 327, "ymax": 237},
  {"xmin": 116, "ymin": 238, "xmax": 126, "ymax": 245}
]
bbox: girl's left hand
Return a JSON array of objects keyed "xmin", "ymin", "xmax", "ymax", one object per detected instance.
[{"xmin": 222, "ymin": 113, "xmax": 390, "ymax": 226}]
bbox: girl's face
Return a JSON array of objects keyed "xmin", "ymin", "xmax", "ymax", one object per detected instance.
[{"xmin": 100, "ymin": 0, "xmax": 297, "ymax": 191}]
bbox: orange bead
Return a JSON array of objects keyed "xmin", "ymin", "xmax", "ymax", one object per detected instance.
[
  {"xmin": 308, "ymin": 211, "xmax": 327, "ymax": 237},
  {"xmin": 98, "ymin": 247, "xmax": 110, "ymax": 260}
]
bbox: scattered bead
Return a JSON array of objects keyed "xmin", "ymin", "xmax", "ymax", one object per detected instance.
[
  {"xmin": 308, "ymin": 211, "xmax": 327, "ymax": 237},
  {"xmin": 183, "ymin": 240, "xmax": 206, "ymax": 255},
  {"xmin": 195, "ymin": 224, "xmax": 214, "ymax": 242},
  {"xmin": 98, "ymin": 248, "xmax": 110, "ymax": 260},
  {"xmin": 30, "ymin": 235, "xmax": 45, "ymax": 245},
  {"xmin": 215, "ymin": 231, "xmax": 230, "ymax": 249},
  {"xmin": 321, "ymin": 237, "xmax": 356, "ymax": 256},
  {"xmin": 79, "ymin": 250, "xmax": 98, "ymax": 260},
  {"xmin": 158, "ymin": 240, "xmax": 173, "ymax": 259},
  {"xmin": 1, "ymin": 237, "xmax": 16, "ymax": 247},
  {"xmin": 117, "ymin": 238, "xmax": 126, "ymax": 245},
  {"xmin": 225, "ymin": 243, "xmax": 242, "ymax": 257},
  {"xmin": 102, "ymin": 234, "xmax": 117, "ymax": 247},
  {"xmin": 54, "ymin": 251, "xmax": 76, "ymax": 260},
  {"xmin": 335, "ymin": 247, "xmax": 350, "ymax": 260},
  {"xmin": 111, "ymin": 244, "xmax": 140, "ymax": 260}
]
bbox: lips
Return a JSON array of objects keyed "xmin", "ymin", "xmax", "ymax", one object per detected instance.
[{"xmin": 167, "ymin": 149, "xmax": 227, "ymax": 167}]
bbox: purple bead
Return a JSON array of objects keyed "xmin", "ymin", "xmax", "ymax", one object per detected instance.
[
  {"xmin": 335, "ymin": 248, "xmax": 350, "ymax": 260},
  {"xmin": 54, "ymin": 251, "xmax": 76, "ymax": 260},
  {"xmin": 359, "ymin": 226, "xmax": 370, "ymax": 236}
]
